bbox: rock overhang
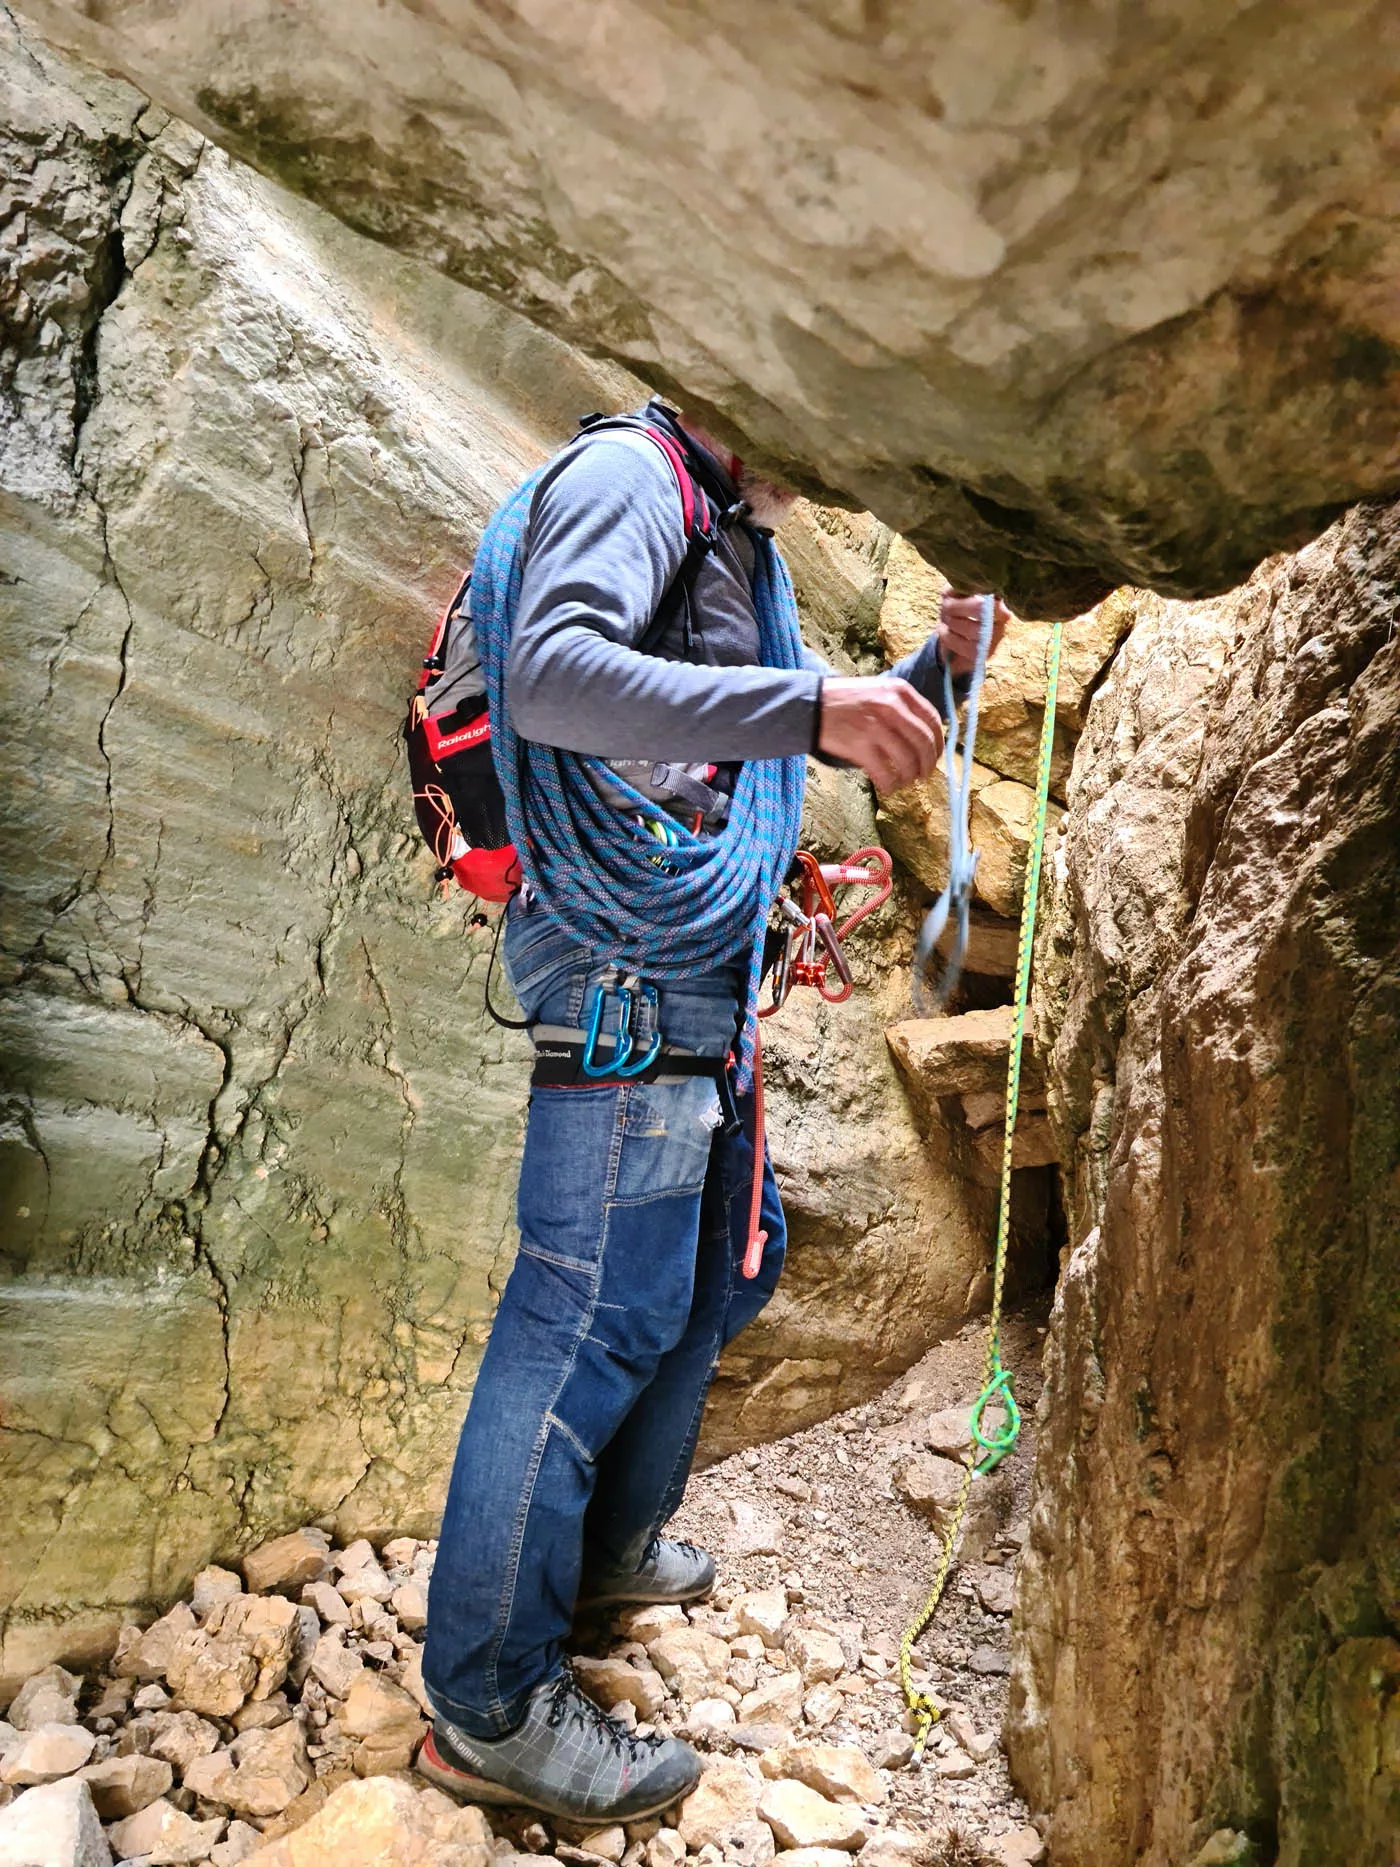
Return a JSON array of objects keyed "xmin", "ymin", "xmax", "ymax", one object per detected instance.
[{"xmin": 14, "ymin": 0, "xmax": 1400, "ymax": 615}]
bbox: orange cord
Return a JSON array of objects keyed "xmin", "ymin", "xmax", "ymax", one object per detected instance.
[{"xmin": 741, "ymin": 1022, "xmax": 767, "ymax": 1279}]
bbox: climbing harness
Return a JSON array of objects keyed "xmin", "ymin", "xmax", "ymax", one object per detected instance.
[
  {"xmin": 911, "ymin": 595, "xmax": 999, "ymax": 1011},
  {"xmin": 898, "ymin": 617, "xmax": 1064, "ymax": 1763}
]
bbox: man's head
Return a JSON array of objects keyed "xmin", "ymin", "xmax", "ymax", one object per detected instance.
[{"xmin": 676, "ymin": 417, "xmax": 799, "ymax": 532}]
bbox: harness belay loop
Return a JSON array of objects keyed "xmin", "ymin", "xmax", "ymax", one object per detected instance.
[{"xmin": 471, "ymin": 468, "xmax": 807, "ymax": 1086}]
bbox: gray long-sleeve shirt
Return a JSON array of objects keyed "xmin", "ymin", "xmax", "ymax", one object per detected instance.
[
  {"xmin": 505, "ymin": 410, "xmax": 955, "ymax": 770},
  {"xmin": 507, "ymin": 426, "xmax": 825, "ymax": 764}
]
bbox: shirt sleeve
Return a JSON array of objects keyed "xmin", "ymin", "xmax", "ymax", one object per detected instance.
[{"xmin": 505, "ymin": 436, "xmax": 821, "ymax": 762}]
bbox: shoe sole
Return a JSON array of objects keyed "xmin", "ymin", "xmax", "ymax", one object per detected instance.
[
  {"xmin": 575, "ymin": 1573, "xmax": 716, "ymax": 1613},
  {"xmin": 416, "ymin": 1730, "xmax": 700, "ymax": 1822}
]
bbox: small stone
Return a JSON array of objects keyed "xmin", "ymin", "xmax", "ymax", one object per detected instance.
[
  {"xmin": 133, "ymin": 1683, "xmax": 172, "ymax": 1712},
  {"xmin": 380, "ymin": 1538, "xmax": 419, "ymax": 1569},
  {"xmin": 802, "ymin": 1686, "xmax": 843, "ymax": 1731},
  {"xmin": 617, "ymin": 1605, "xmax": 687, "ymax": 1644},
  {"xmin": 309, "ymin": 1632, "xmax": 364, "ymax": 1701},
  {"xmin": 191, "ymin": 1567, "xmax": 245, "ymax": 1619},
  {"xmin": 0, "ymin": 1724, "xmax": 97, "ymax": 1786},
  {"xmin": 776, "ymin": 1745, "xmax": 887, "ymax": 1806},
  {"xmin": 933, "ymin": 1747, "xmax": 975, "ymax": 1779},
  {"xmin": 738, "ymin": 1675, "xmax": 803, "ymax": 1727},
  {"xmin": 7, "ymin": 1667, "xmax": 80, "ymax": 1731},
  {"xmin": 946, "ymin": 1710, "xmax": 997, "ymax": 1762},
  {"xmin": 115, "ymin": 1604, "xmax": 199, "ymax": 1683},
  {"xmin": 573, "ymin": 1657, "xmax": 668, "ymax": 1724},
  {"xmin": 78, "ymin": 1752, "xmax": 173, "ymax": 1818},
  {"xmin": 143, "ymin": 1710, "xmax": 221, "ymax": 1773},
  {"xmin": 677, "ymin": 1760, "xmax": 759, "ymax": 1850},
  {"xmin": 242, "ymin": 1528, "xmax": 332, "ymax": 1595},
  {"xmin": 579, "ymin": 1825, "xmax": 627, "ymax": 1862},
  {"xmin": 725, "ymin": 1819, "xmax": 776, "ymax": 1867},
  {"xmin": 773, "ymin": 1478, "xmax": 811, "ymax": 1502},
  {"xmin": 647, "ymin": 1828, "xmax": 685, "ymax": 1867},
  {"xmin": 333, "ymin": 1539, "xmax": 378, "ymax": 1575},
  {"xmin": 759, "ymin": 1779, "xmax": 867, "ymax": 1854},
  {"xmin": 688, "ymin": 1698, "xmax": 737, "ymax": 1735},
  {"xmin": 646, "ymin": 1628, "xmax": 731, "ymax": 1697},
  {"xmin": 967, "ymin": 1647, "xmax": 1011, "ymax": 1678},
  {"xmin": 206, "ymin": 1594, "xmax": 301, "ymax": 1699},
  {"xmin": 340, "ymin": 1674, "xmax": 425, "ymax": 1745},
  {"xmin": 165, "ymin": 1631, "xmax": 258, "ymax": 1719},
  {"xmin": 108, "ymin": 1794, "xmax": 226, "ymax": 1863},
  {"xmin": 210, "ymin": 1817, "xmax": 263, "ymax": 1865},
  {"xmin": 0, "ymin": 1777, "xmax": 111, "ymax": 1867},
  {"xmin": 854, "ymin": 1829, "xmax": 925, "ymax": 1867},
  {"xmin": 974, "ymin": 1570, "xmax": 1015, "ymax": 1617},
  {"xmin": 732, "ymin": 1589, "xmax": 788, "ymax": 1649},
  {"xmin": 921, "ymin": 1408, "xmax": 978, "ymax": 1460},
  {"xmin": 397, "ymin": 1645, "xmax": 432, "ymax": 1718},
  {"xmin": 1185, "ymin": 1833, "xmax": 1258, "ymax": 1867},
  {"xmin": 389, "ymin": 1580, "xmax": 428, "ymax": 1632},
  {"xmin": 302, "ymin": 1583, "xmax": 352, "ymax": 1628},
  {"xmin": 783, "ymin": 1630, "xmax": 844, "ymax": 1688},
  {"xmin": 728, "ymin": 1723, "xmax": 792, "ymax": 1756},
  {"xmin": 337, "ymin": 1562, "xmax": 393, "ymax": 1606},
  {"xmin": 233, "ymin": 1691, "xmax": 291, "ymax": 1733},
  {"xmin": 892, "ymin": 1455, "xmax": 966, "ymax": 1528},
  {"xmin": 725, "ymin": 1501, "xmax": 784, "ymax": 1558},
  {"xmin": 772, "ymin": 1853, "xmax": 852, "ymax": 1867},
  {"xmin": 871, "ymin": 1732, "xmax": 914, "ymax": 1771},
  {"xmin": 730, "ymin": 1636, "xmax": 767, "ymax": 1664},
  {"xmin": 86, "ymin": 1680, "xmax": 132, "ymax": 1723},
  {"xmin": 984, "ymin": 1827, "xmax": 1047, "ymax": 1867}
]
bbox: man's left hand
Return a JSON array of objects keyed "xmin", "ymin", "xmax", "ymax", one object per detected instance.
[{"xmin": 939, "ymin": 593, "xmax": 1011, "ymax": 677}]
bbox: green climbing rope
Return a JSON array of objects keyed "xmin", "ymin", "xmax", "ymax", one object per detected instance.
[{"xmin": 898, "ymin": 619, "xmax": 1064, "ymax": 1762}]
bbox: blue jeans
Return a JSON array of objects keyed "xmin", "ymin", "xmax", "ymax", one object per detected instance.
[{"xmin": 422, "ymin": 899, "xmax": 786, "ymax": 1737}]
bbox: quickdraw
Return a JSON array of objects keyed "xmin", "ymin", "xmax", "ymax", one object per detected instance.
[{"xmin": 761, "ymin": 846, "xmax": 893, "ymax": 1016}]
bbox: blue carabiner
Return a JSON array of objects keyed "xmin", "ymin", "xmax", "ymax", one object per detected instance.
[
  {"xmin": 581, "ymin": 976, "xmax": 634, "ymax": 1077},
  {"xmin": 615, "ymin": 981, "xmax": 664, "ymax": 1078}
]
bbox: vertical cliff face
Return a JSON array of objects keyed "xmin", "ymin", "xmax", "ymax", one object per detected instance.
[{"xmin": 1010, "ymin": 506, "xmax": 1400, "ymax": 1865}]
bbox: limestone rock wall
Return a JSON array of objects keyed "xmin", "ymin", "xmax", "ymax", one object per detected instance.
[
  {"xmin": 0, "ymin": 16, "xmax": 987, "ymax": 1688},
  {"xmin": 15, "ymin": 0, "xmax": 1400, "ymax": 615},
  {"xmin": 1009, "ymin": 506, "xmax": 1400, "ymax": 1865}
]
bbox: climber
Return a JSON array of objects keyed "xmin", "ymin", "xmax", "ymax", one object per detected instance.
[{"xmin": 418, "ymin": 398, "xmax": 1009, "ymax": 1821}]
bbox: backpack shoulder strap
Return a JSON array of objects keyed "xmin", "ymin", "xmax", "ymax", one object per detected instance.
[{"xmin": 574, "ymin": 413, "xmax": 715, "ymax": 658}]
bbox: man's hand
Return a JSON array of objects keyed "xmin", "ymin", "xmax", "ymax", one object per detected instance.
[
  {"xmin": 939, "ymin": 592, "xmax": 1011, "ymax": 677},
  {"xmin": 818, "ymin": 677, "xmax": 945, "ymax": 793}
]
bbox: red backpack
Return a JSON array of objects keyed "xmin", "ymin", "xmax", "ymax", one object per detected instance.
[{"xmin": 405, "ymin": 413, "xmax": 719, "ymax": 902}]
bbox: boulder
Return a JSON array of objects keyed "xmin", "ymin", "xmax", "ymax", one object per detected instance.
[
  {"xmin": 757, "ymin": 1781, "xmax": 867, "ymax": 1853},
  {"xmin": 251, "ymin": 1775, "xmax": 495, "ymax": 1866},
  {"xmin": 0, "ymin": 1779, "xmax": 111, "ymax": 1867}
]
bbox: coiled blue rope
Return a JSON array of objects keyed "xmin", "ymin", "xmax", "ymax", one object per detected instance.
[
  {"xmin": 912, "ymin": 594, "xmax": 997, "ymax": 1011},
  {"xmin": 472, "ymin": 469, "xmax": 807, "ymax": 1084}
]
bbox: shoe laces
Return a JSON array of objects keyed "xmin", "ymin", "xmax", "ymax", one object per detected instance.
[{"xmin": 548, "ymin": 1668, "xmax": 652, "ymax": 1762}]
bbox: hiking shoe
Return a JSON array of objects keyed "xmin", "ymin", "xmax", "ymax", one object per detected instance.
[
  {"xmin": 577, "ymin": 1536, "xmax": 716, "ymax": 1610},
  {"xmin": 417, "ymin": 1669, "xmax": 700, "ymax": 1821}
]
